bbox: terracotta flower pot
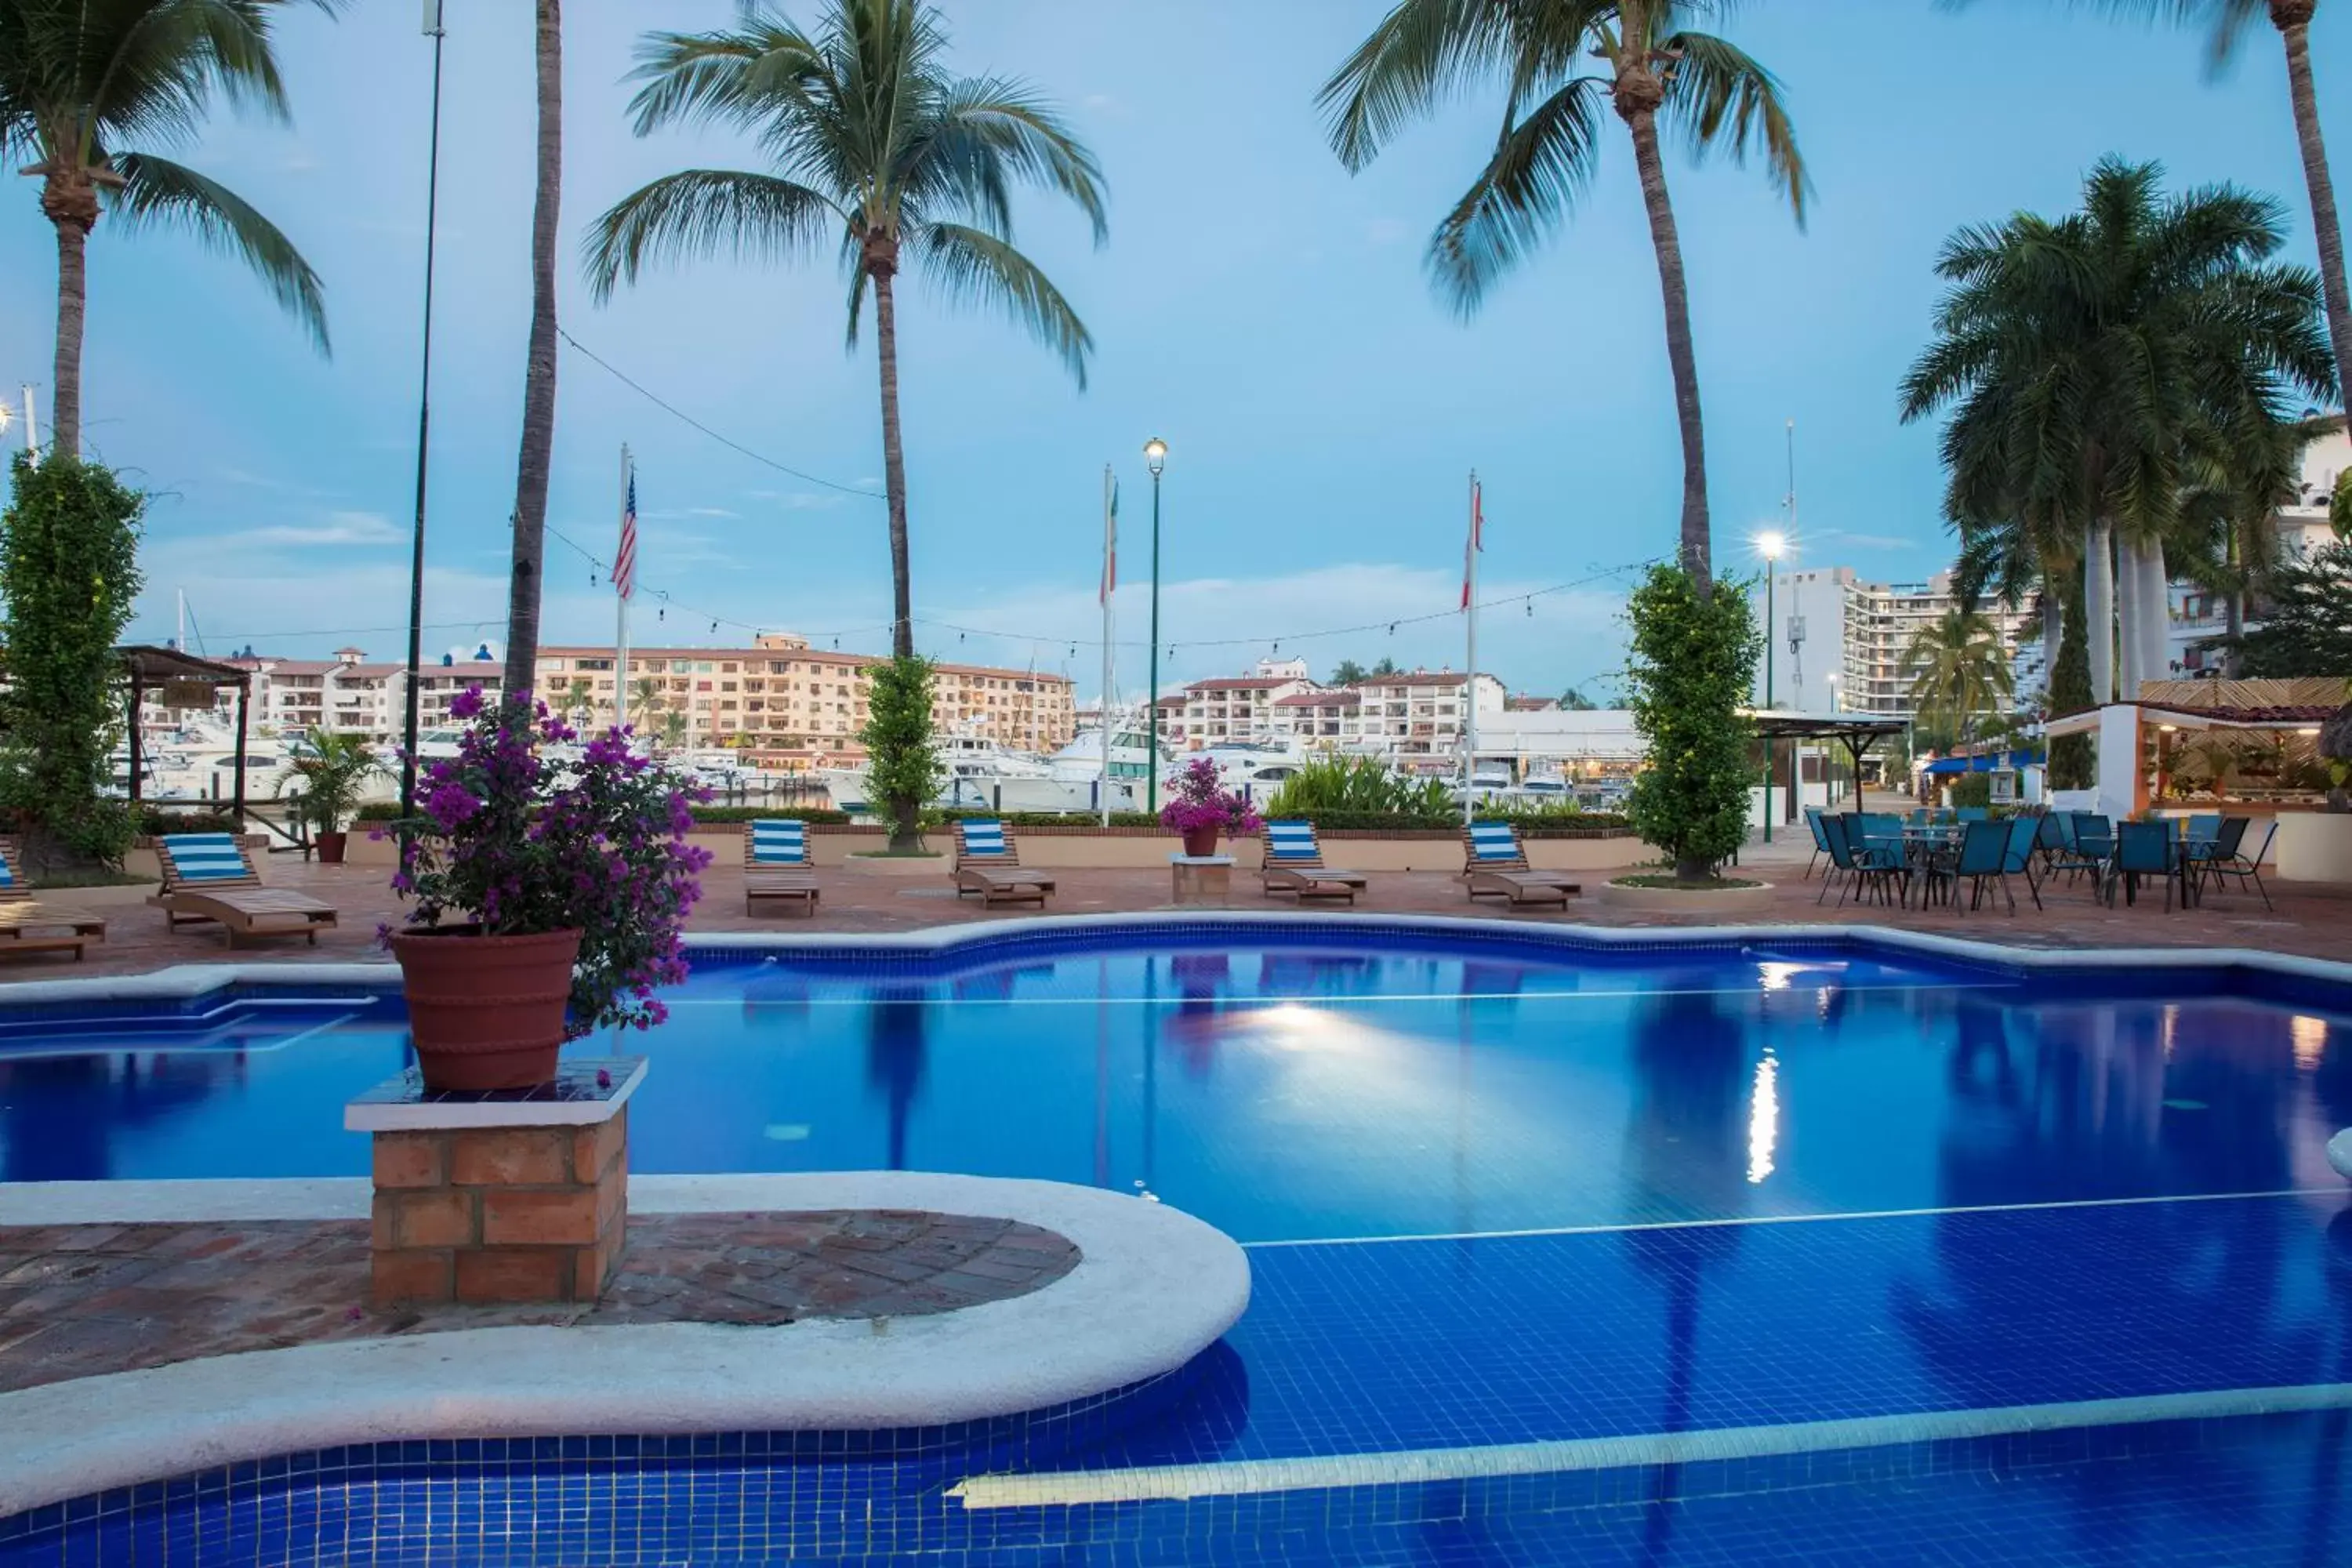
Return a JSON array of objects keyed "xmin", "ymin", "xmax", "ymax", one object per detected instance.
[
  {"xmin": 1181, "ymin": 826, "xmax": 1221, "ymax": 858},
  {"xmin": 314, "ymin": 830, "xmax": 347, "ymax": 865},
  {"xmin": 390, "ymin": 926, "xmax": 582, "ymax": 1091}
]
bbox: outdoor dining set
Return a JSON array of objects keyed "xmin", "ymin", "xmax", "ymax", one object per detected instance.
[{"xmin": 1806, "ymin": 807, "xmax": 2275, "ymax": 917}]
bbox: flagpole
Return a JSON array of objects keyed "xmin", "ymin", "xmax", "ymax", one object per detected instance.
[
  {"xmin": 1464, "ymin": 470, "xmax": 1480, "ymax": 828},
  {"xmin": 1100, "ymin": 463, "xmax": 1115, "ymax": 827},
  {"xmin": 615, "ymin": 443, "xmax": 632, "ymax": 734}
]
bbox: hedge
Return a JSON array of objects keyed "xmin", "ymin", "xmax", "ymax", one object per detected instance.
[{"xmin": 133, "ymin": 808, "xmax": 242, "ymax": 836}]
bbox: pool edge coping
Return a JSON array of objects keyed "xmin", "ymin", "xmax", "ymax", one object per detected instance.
[{"xmin": 0, "ymin": 1172, "xmax": 1251, "ymax": 1519}]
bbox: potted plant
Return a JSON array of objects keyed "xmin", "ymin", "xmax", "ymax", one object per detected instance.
[
  {"xmin": 274, "ymin": 731, "xmax": 383, "ymax": 864},
  {"xmin": 1158, "ymin": 756, "xmax": 1262, "ymax": 858},
  {"xmin": 386, "ymin": 688, "xmax": 710, "ymax": 1091}
]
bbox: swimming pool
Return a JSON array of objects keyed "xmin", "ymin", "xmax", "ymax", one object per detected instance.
[{"xmin": 6, "ymin": 919, "xmax": 2352, "ymax": 1564}]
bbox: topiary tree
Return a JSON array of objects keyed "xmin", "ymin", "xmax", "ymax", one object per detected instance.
[
  {"xmin": 859, "ymin": 653, "xmax": 942, "ymax": 852},
  {"xmin": 0, "ymin": 453, "xmax": 143, "ymax": 872},
  {"xmin": 1623, "ymin": 564, "xmax": 1760, "ymax": 882}
]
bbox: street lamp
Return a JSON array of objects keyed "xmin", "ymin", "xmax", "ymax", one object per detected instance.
[
  {"xmin": 399, "ymin": 0, "xmax": 449, "ymax": 826},
  {"xmin": 1144, "ymin": 437, "xmax": 1167, "ymax": 815},
  {"xmin": 1755, "ymin": 531, "xmax": 1787, "ymax": 842}
]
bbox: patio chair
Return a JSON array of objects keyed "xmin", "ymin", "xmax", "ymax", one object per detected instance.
[
  {"xmin": 1956, "ymin": 807, "xmax": 1991, "ymax": 824},
  {"xmin": 2201, "ymin": 817, "xmax": 2274, "ymax": 912},
  {"xmin": 951, "ymin": 819, "xmax": 1056, "ymax": 908},
  {"xmin": 1802, "ymin": 807, "xmax": 1830, "ymax": 882},
  {"xmin": 2032, "ymin": 813, "xmax": 2067, "ymax": 876},
  {"xmin": 0, "ymin": 840, "xmax": 106, "ymax": 960},
  {"xmin": 743, "ymin": 819, "xmax": 820, "ymax": 918},
  {"xmin": 1823, "ymin": 814, "xmax": 1904, "ymax": 908},
  {"xmin": 149, "ymin": 833, "xmax": 339, "ymax": 946},
  {"xmin": 1937, "ymin": 819, "xmax": 2019, "ymax": 914},
  {"xmin": 1461, "ymin": 822, "xmax": 1580, "ymax": 908},
  {"xmin": 2108, "ymin": 821, "xmax": 2180, "ymax": 912},
  {"xmin": 2049, "ymin": 814, "xmax": 2111, "ymax": 894},
  {"xmin": 1261, "ymin": 821, "xmax": 1369, "ymax": 905}
]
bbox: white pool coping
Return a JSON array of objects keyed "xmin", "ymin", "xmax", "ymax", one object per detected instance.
[{"xmin": 0, "ymin": 1172, "xmax": 1251, "ymax": 1519}]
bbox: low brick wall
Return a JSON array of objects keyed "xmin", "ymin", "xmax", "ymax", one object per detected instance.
[{"xmin": 368, "ymin": 1108, "xmax": 629, "ymax": 1307}]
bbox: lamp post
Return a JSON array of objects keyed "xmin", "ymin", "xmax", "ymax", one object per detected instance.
[
  {"xmin": 1756, "ymin": 531, "xmax": 1786, "ymax": 843},
  {"xmin": 399, "ymin": 0, "xmax": 449, "ymax": 824},
  {"xmin": 1144, "ymin": 437, "xmax": 1167, "ymax": 815}
]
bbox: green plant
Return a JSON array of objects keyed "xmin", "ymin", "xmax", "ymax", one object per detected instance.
[
  {"xmin": 2223, "ymin": 541, "xmax": 2352, "ymax": 677},
  {"xmin": 1903, "ymin": 608, "xmax": 2015, "ymax": 745},
  {"xmin": 0, "ymin": 0, "xmax": 335, "ymax": 455},
  {"xmin": 1947, "ymin": 773, "xmax": 1993, "ymax": 810},
  {"xmin": 1265, "ymin": 756, "xmax": 1451, "ymax": 819},
  {"xmin": 0, "ymin": 453, "xmax": 143, "ymax": 872},
  {"xmin": 688, "ymin": 805, "xmax": 852, "ymax": 825},
  {"xmin": 586, "ymin": 0, "xmax": 1108, "ymax": 661},
  {"xmin": 273, "ymin": 731, "xmax": 383, "ymax": 836},
  {"xmin": 858, "ymin": 652, "xmax": 942, "ymax": 851},
  {"xmin": 1623, "ymin": 564, "xmax": 1760, "ymax": 880},
  {"xmin": 1320, "ymin": 0, "xmax": 1806, "ymax": 593}
]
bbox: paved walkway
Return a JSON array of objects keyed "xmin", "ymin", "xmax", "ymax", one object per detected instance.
[
  {"xmin": 0, "ymin": 1210, "xmax": 1079, "ymax": 1393},
  {"xmin": 5, "ymin": 838, "xmax": 2346, "ymax": 978}
]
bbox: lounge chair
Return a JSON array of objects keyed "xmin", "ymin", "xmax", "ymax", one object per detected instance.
[
  {"xmin": 149, "ymin": 832, "xmax": 339, "ymax": 946},
  {"xmin": 743, "ymin": 819, "xmax": 820, "ymax": 917},
  {"xmin": 1259, "ymin": 821, "xmax": 1369, "ymax": 905},
  {"xmin": 952, "ymin": 819, "xmax": 1056, "ymax": 907},
  {"xmin": 1462, "ymin": 822, "xmax": 1579, "ymax": 908},
  {"xmin": 0, "ymin": 841, "xmax": 105, "ymax": 960}
]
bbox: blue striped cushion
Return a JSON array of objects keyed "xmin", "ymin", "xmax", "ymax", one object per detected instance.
[
  {"xmin": 750, "ymin": 820, "xmax": 808, "ymax": 866},
  {"xmin": 0, "ymin": 855, "xmax": 15, "ymax": 889},
  {"xmin": 1265, "ymin": 821, "xmax": 1320, "ymax": 861},
  {"xmin": 960, "ymin": 821, "xmax": 1007, "ymax": 856},
  {"xmin": 1469, "ymin": 822, "xmax": 1521, "ymax": 860},
  {"xmin": 164, "ymin": 833, "xmax": 247, "ymax": 881}
]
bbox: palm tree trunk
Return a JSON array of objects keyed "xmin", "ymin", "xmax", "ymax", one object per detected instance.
[
  {"xmin": 2275, "ymin": 7, "xmax": 2352, "ymax": 419},
  {"xmin": 2085, "ymin": 520, "xmax": 2115, "ymax": 703},
  {"xmin": 43, "ymin": 172, "xmax": 99, "ymax": 459},
  {"xmin": 2115, "ymin": 542, "xmax": 2143, "ymax": 700},
  {"xmin": 2224, "ymin": 521, "xmax": 2247, "ymax": 677},
  {"xmin": 869, "ymin": 255, "xmax": 920, "ymax": 852},
  {"xmin": 2137, "ymin": 537, "xmax": 2172, "ymax": 690},
  {"xmin": 1620, "ymin": 100, "xmax": 1711, "ymax": 597},
  {"xmin": 501, "ymin": 0, "xmax": 563, "ymax": 707},
  {"xmin": 2040, "ymin": 584, "xmax": 2063, "ymax": 699}
]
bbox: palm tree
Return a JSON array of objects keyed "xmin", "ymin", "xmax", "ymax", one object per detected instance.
[
  {"xmin": 1904, "ymin": 608, "xmax": 2016, "ymax": 748},
  {"xmin": 1319, "ymin": 0, "xmax": 1806, "ymax": 594},
  {"xmin": 502, "ymin": 0, "xmax": 561, "ymax": 703},
  {"xmin": 585, "ymin": 0, "xmax": 1106, "ymax": 660},
  {"xmin": 1330, "ymin": 659, "xmax": 1370, "ymax": 685},
  {"xmin": 1951, "ymin": 1, "xmax": 2351, "ymax": 417},
  {"xmin": 1899, "ymin": 158, "xmax": 2334, "ymax": 706},
  {"xmin": 0, "ymin": 0, "xmax": 335, "ymax": 456}
]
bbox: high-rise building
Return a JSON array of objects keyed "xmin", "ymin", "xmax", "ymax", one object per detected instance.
[
  {"xmin": 535, "ymin": 633, "xmax": 1076, "ymax": 768},
  {"xmin": 1760, "ymin": 566, "xmax": 2032, "ymax": 719}
]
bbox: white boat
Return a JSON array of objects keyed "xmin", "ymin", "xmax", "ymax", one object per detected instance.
[
  {"xmin": 1190, "ymin": 741, "xmax": 1312, "ymax": 804},
  {"xmin": 1045, "ymin": 714, "xmax": 1166, "ymax": 811},
  {"xmin": 823, "ymin": 731, "xmax": 1111, "ymax": 815}
]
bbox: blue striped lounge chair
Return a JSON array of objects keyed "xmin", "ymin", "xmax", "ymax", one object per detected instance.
[
  {"xmin": 952, "ymin": 819, "xmax": 1055, "ymax": 907},
  {"xmin": 1461, "ymin": 822, "xmax": 1579, "ymax": 908},
  {"xmin": 1260, "ymin": 821, "xmax": 1368, "ymax": 905},
  {"xmin": 743, "ymin": 819, "xmax": 820, "ymax": 917},
  {"xmin": 0, "ymin": 839, "xmax": 104, "ymax": 960},
  {"xmin": 149, "ymin": 832, "xmax": 338, "ymax": 946}
]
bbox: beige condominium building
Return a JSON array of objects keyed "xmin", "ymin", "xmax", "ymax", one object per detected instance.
[
  {"xmin": 535, "ymin": 632, "xmax": 1076, "ymax": 770},
  {"xmin": 1762, "ymin": 566, "xmax": 2031, "ymax": 719}
]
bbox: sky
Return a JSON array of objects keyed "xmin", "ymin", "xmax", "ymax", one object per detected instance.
[{"xmin": 2, "ymin": 0, "xmax": 2346, "ymax": 703}]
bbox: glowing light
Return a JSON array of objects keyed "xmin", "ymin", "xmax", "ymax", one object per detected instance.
[
  {"xmin": 1746, "ymin": 1051, "xmax": 1780, "ymax": 1185},
  {"xmin": 1757, "ymin": 961, "xmax": 1803, "ymax": 993},
  {"xmin": 2293, "ymin": 1014, "xmax": 2328, "ymax": 1073},
  {"xmin": 1755, "ymin": 530, "xmax": 1787, "ymax": 561}
]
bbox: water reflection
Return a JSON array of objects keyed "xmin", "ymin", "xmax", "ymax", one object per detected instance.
[
  {"xmin": 0, "ymin": 1050, "xmax": 254, "ymax": 1181},
  {"xmin": 862, "ymin": 985, "xmax": 929, "ymax": 1171}
]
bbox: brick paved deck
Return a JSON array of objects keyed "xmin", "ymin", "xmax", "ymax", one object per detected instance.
[
  {"xmin": 0, "ymin": 1211, "xmax": 1079, "ymax": 1394},
  {"xmin": 4, "ymin": 836, "xmax": 2346, "ymax": 978}
]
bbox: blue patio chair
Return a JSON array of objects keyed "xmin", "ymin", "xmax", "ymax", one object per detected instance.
[
  {"xmin": 1998, "ymin": 815, "xmax": 2043, "ymax": 911},
  {"xmin": 2033, "ymin": 812, "xmax": 2067, "ymax": 874},
  {"xmin": 1802, "ymin": 807, "xmax": 1830, "ymax": 882},
  {"xmin": 2110, "ymin": 820, "xmax": 2180, "ymax": 912},
  {"xmin": 1819, "ymin": 815, "xmax": 1902, "ymax": 907},
  {"xmin": 1936, "ymin": 819, "xmax": 2012, "ymax": 914},
  {"xmin": 1957, "ymin": 807, "xmax": 1991, "ymax": 823},
  {"xmin": 2201, "ymin": 816, "xmax": 2274, "ymax": 912},
  {"xmin": 2186, "ymin": 813, "xmax": 2223, "ymax": 851}
]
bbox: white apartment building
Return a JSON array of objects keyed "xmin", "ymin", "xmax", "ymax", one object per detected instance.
[
  {"xmin": 1167, "ymin": 656, "xmax": 1506, "ymax": 766},
  {"xmin": 151, "ymin": 648, "xmax": 506, "ymax": 742},
  {"xmin": 2170, "ymin": 415, "xmax": 2349, "ymax": 677},
  {"xmin": 1761, "ymin": 565, "xmax": 2031, "ymax": 719}
]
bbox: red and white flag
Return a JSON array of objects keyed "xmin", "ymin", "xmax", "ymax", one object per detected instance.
[
  {"xmin": 1101, "ymin": 479, "xmax": 1119, "ymax": 604},
  {"xmin": 1461, "ymin": 480, "xmax": 1483, "ymax": 610},
  {"xmin": 615, "ymin": 466, "xmax": 638, "ymax": 601}
]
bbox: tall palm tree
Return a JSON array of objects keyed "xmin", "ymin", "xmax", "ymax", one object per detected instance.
[
  {"xmin": 1951, "ymin": 1, "xmax": 2351, "ymax": 418},
  {"xmin": 1904, "ymin": 608, "xmax": 2016, "ymax": 748},
  {"xmin": 502, "ymin": 0, "xmax": 561, "ymax": 704},
  {"xmin": 1899, "ymin": 158, "xmax": 2334, "ymax": 706},
  {"xmin": 0, "ymin": 0, "xmax": 335, "ymax": 456},
  {"xmin": 1319, "ymin": 0, "xmax": 1806, "ymax": 594},
  {"xmin": 585, "ymin": 0, "xmax": 1106, "ymax": 659}
]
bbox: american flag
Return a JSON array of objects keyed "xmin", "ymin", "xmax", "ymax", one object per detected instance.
[
  {"xmin": 1461, "ymin": 480, "xmax": 1483, "ymax": 610},
  {"xmin": 615, "ymin": 467, "xmax": 637, "ymax": 601}
]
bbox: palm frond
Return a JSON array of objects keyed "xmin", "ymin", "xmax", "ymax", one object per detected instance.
[
  {"xmin": 109, "ymin": 149, "xmax": 328, "ymax": 351},
  {"xmin": 1933, "ymin": 0, "xmax": 2269, "ymax": 72},
  {"xmin": 583, "ymin": 168, "xmax": 838, "ymax": 302},
  {"xmin": 909, "ymin": 75, "xmax": 1107, "ymax": 244},
  {"xmin": 1316, "ymin": 0, "xmax": 1522, "ymax": 172},
  {"xmin": 1658, "ymin": 30, "xmax": 1809, "ymax": 224},
  {"xmin": 1425, "ymin": 75, "xmax": 1607, "ymax": 317},
  {"xmin": 624, "ymin": 20, "xmax": 826, "ymax": 138},
  {"xmin": 910, "ymin": 220, "xmax": 1091, "ymax": 386}
]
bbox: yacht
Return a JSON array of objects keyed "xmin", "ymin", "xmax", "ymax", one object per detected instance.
[
  {"xmin": 1045, "ymin": 713, "xmax": 1167, "ymax": 811},
  {"xmin": 1192, "ymin": 740, "xmax": 1312, "ymax": 804},
  {"xmin": 822, "ymin": 731, "xmax": 1102, "ymax": 815}
]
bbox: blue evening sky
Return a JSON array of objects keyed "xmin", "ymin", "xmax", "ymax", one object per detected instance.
[{"xmin": 2, "ymin": 0, "xmax": 2343, "ymax": 701}]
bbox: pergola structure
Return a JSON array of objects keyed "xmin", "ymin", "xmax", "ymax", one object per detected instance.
[
  {"xmin": 117, "ymin": 645, "xmax": 253, "ymax": 817},
  {"xmin": 1746, "ymin": 711, "xmax": 1911, "ymax": 808}
]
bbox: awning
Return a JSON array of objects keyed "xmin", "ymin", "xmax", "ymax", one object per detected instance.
[{"xmin": 1925, "ymin": 749, "xmax": 2043, "ymax": 775}]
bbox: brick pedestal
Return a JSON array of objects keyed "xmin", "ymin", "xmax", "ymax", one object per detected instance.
[{"xmin": 346, "ymin": 1058, "xmax": 643, "ymax": 1308}]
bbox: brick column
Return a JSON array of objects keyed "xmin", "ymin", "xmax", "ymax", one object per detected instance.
[{"xmin": 347, "ymin": 1058, "xmax": 641, "ymax": 1308}]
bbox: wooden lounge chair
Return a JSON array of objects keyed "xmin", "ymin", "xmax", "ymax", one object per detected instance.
[
  {"xmin": 744, "ymin": 819, "xmax": 820, "ymax": 917},
  {"xmin": 952, "ymin": 819, "xmax": 1056, "ymax": 907},
  {"xmin": 149, "ymin": 832, "xmax": 339, "ymax": 947},
  {"xmin": 0, "ymin": 840, "xmax": 105, "ymax": 960},
  {"xmin": 1260, "ymin": 821, "xmax": 1368, "ymax": 905},
  {"xmin": 1462, "ymin": 822, "xmax": 1581, "ymax": 908}
]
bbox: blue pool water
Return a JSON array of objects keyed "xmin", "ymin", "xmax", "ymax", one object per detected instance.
[{"xmin": 8, "ymin": 924, "xmax": 2352, "ymax": 1564}]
